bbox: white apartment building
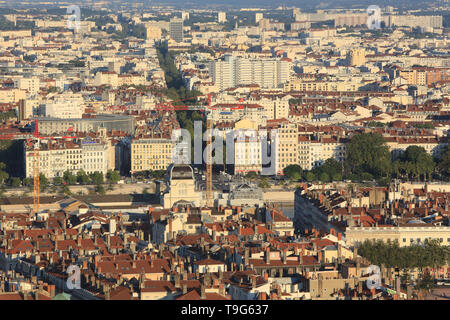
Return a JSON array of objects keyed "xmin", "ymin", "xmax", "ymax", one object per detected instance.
[
  {"xmin": 25, "ymin": 141, "xmax": 82, "ymax": 179},
  {"xmin": 275, "ymin": 122, "xmax": 298, "ymax": 175},
  {"xmin": 13, "ymin": 76, "xmax": 41, "ymax": 95},
  {"xmin": 308, "ymin": 138, "xmax": 347, "ymax": 170},
  {"xmin": 24, "ymin": 139, "xmax": 109, "ymax": 178},
  {"xmin": 209, "ymin": 55, "xmax": 291, "ymax": 91},
  {"xmin": 234, "ymin": 130, "xmax": 262, "ymax": 175},
  {"xmin": 81, "ymin": 141, "xmax": 109, "ymax": 175},
  {"xmin": 43, "ymin": 92, "xmax": 85, "ymax": 119}
]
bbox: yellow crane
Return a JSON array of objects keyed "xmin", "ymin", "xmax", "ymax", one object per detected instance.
[
  {"xmin": 206, "ymin": 94, "xmax": 213, "ymax": 208},
  {"xmin": 33, "ymin": 119, "xmax": 40, "ymax": 214}
]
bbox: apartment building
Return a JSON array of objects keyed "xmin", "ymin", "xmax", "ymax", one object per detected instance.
[
  {"xmin": 346, "ymin": 225, "xmax": 450, "ymax": 247},
  {"xmin": 209, "ymin": 55, "xmax": 291, "ymax": 91},
  {"xmin": 24, "ymin": 139, "xmax": 109, "ymax": 179},
  {"xmin": 13, "ymin": 76, "xmax": 41, "ymax": 95},
  {"xmin": 384, "ymin": 136, "xmax": 446, "ymax": 159},
  {"xmin": 81, "ymin": 141, "xmax": 109, "ymax": 175},
  {"xmin": 399, "ymin": 67, "xmax": 449, "ymax": 86},
  {"xmin": 298, "ymin": 136, "xmax": 311, "ymax": 171},
  {"xmin": 347, "ymin": 48, "xmax": 366, "ymax": 67},
  {"xmin": 43, "ymin": 92, "xmax": 85, "ymax": 119},
  {"xmin": 234, "ymin": 129, "xmax": 262, "ymax": 175},
  {"xmin": 275, "ymin": 122, "xmax": 298, "ymax": 175},
  {"xmin": 131, "ymin": 138, "xmax": 173, "ymax": 173},
  {"xmin": 169, "ymin": 18, "xmax": 184, "ymax": 43}
]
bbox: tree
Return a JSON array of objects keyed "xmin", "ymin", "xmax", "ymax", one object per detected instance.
[
  {"xmin": 39, "ymin": 173, "xmax": 49, "ymax": 190},
  {"xmin": 258, "ymin": 177, "xmax": 270, "ymax": 189},
  {"xmin": 245, "ymin": 171, "xmax": 258, "ymax": 180},
  {"xmin": 53, "ymin": 177, "xmax": 63, "ymax": 185},
  {"xmin": 305, "ymin": 172, "xmax": 315, "ymax": 182},
  {"xmin": 10, "ymin": 177, "xmax": 21, "ymax": 187},
  {"xmin": 283, "ymin": 165, "xmax": 303, "ymax": 181},
  {"xmin": 0, "ymin": 162, "xmax": 9, "ymax": 184},
  {"xmin": 90, "ymin": 171, "xmax": 104, "ymax": 185},
  {"xmin": 345, "ymin": 133, "xmax": 391, "ymax": 179},
  {"xmin": 63, "ymin": 170, "xmax": 77, "ymax": 185},
  {"xmin": 95, "ymin": 185, "xmax": 106, "ymax": 195},
  {"xmin": 319, "ymin": 172, "xmax": 330, "ymax": 182},
  {"xmin": 77, "ymin": 170, "xmax": 90, "ymax": 185},
  {"xmin": 23, "ymin": 177, "xmax": 31, "ymax": 187},
  {"xmin": 106, "ymin": 170, "xmax": 120, "ymax": 183},
  {"xmin": 436, "ymin": 144, "xmax": 450, "ymax": 179}
]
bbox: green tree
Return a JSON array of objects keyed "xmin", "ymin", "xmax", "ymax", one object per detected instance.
[
  {"xmin": 319, "ymin": 172, "xmax": 330, "ymax": 182},
  {"xmin": 258, "ymin": 177, "xmax": 270, "ymax": 189},
  {"xmin": 345, "ymin": 133, "xmax": 392, "ymax": 179},
  {"xmin": 106, "ymin": 170, "xmax": 120, "ymax": 183},
  {"xmin": 283, "ymin": 164, "xmax": 303, "ymax": 181},
  {"xmin": 53, "ymin": 177, "xmax": 63, "ymax": 185},
  {"xmin": 23, "ymin": 177, "xmax": 31, "ymax": 187},
  {"xmin": 436, "ymin": 144, "xmax": 450, "ymax": 178},
  {"xmin": 0, "ymin": 162, "xmax": 9, "ymax": 184},
  {"xmin": 63, "ymin": 170, "xmax": 77, "ymax": 185},
  {"xmin": 90, "ymin": 171, "xmax": 104, "ymax": 185},
  {"xmin": 77, "ymin": 170, "xmax": 90, "ymax": 185},
  {"xmin": 39, "ymin": 173, "xmax": 49, "ymax": 191},
  {"xmin": 305, "ymin": 172, "xmax": 315, "ymax": 182},
  {"xmin": 10, "ymin": 177, "xmax": 21, "ymax": 187},
  {"xmin": 95, "ymin": 184, "xmax": 106, "ymax": 195},
  {"xmin": 245, "ymin": 171, "xmax": 258, "ymax": 180}
]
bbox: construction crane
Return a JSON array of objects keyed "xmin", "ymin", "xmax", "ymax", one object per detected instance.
[
  {"xmin": 33, "ymin": 119, "xmax": 40, "ymax": 214},
  {"xmin": 206, "ymin": 94, "xmax": 213, "ymax": 208}
]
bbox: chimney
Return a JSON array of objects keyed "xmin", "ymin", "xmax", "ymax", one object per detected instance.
[
  {"xmin": 200, "ymin": 285, "xmax": 206, "ymax": 299},
  {"xmin": 219, "ymin": 283, "xmax": 225, "ymax": 296},
  {"xmin": 182, "ymin": 283, "xmax": 187, "ymax": 294},
  {"xmin": 265, "ymin": 248, "xmax": 270, "ymax": 264}
]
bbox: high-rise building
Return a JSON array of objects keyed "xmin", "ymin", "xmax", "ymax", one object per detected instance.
[
  {"xmin": 209, "ymin": 56, "xmax": 291, "ymax": 91},
  {"xmin": 169, "ymin": 18, "xmax": 184, "ymax": 43},
  {"xmin": 218, "ymin": 11, "xmax": 226, "ymax": 23}
]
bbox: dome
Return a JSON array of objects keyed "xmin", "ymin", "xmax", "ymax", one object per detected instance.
[{"xmin": 169, "ymin": 164, "xmax": 194, "ymax": 180}]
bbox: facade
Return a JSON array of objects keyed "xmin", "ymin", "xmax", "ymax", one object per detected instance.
[
  {"xmin": 37, "ymin": 115, "xmax": 134, "ymax": 135},
  {"xmin": 131, "ymin": 138, "xmax": 173, "ymax": 173},
  {"xmin": 209, "ymin": 56, "xmax": 291, "ymax": 91},
  {"xmin": 24, "ymin": 139, "xmax": 109, "ymax": 178},
  {"xmin": 162, "ymin": 164, "xmax": 203, "ymax": 208},
  {"xmin": 81, "ymin": 140, "xmax": 109, "ymax": 175},
  {"xmin": 169, "ymin": 18, "xmax": 184, "ymax": 43},
  {"xmin": 347, "ymin": 49, "xmax": 366, "ymax": 67},
  {"xmin": 234, "ymin": 129, "xmax": 262, "ymax": 174},
  {"xmin": 43, "ymin": 92, "xmax": 85, "ymax": 119},
  {"xmin": 275, "ymin": 122, "xmax": 298, "ymax": 175},
  {"xmin": 345, "ymin": 225, "xmax": 450, "ymax": 247}
]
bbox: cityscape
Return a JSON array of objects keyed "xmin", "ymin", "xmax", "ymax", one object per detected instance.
[{"xmin": 0, "ymin": 0, "xmax": 448, "ymax": 304}]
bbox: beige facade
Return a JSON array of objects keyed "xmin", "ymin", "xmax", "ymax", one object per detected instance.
[
  {"xmin": 131, "ymin": 138, "xmax": 173, "ymax": 173},
  {"xmin": 346, "ymin": 225, "xmax": 450, "ymax": 247}
]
